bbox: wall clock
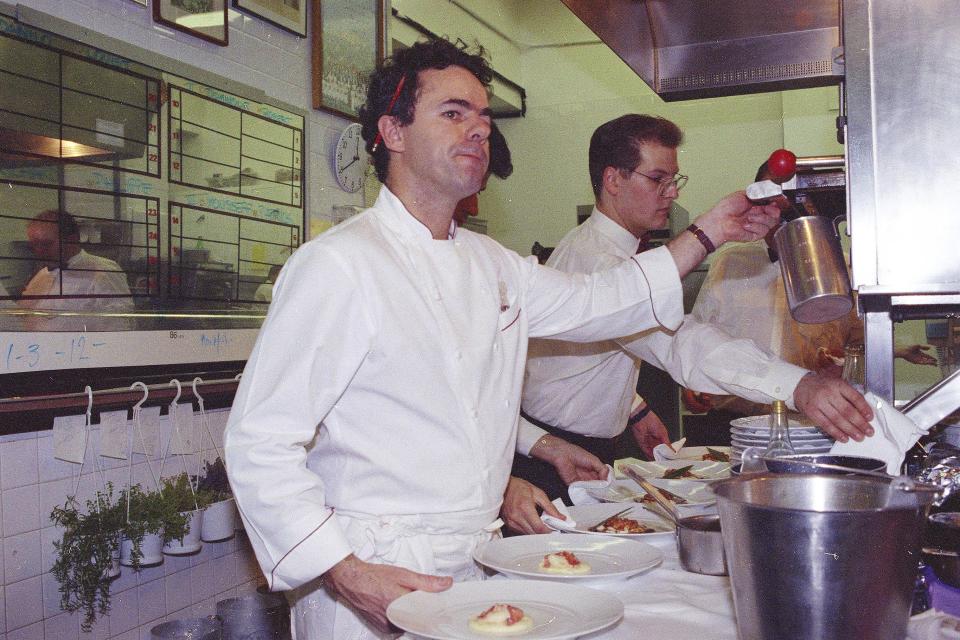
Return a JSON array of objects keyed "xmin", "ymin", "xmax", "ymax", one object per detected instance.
[{"xmin": 334, "ymin": 122, "xmax": 369, "ymax": 193}]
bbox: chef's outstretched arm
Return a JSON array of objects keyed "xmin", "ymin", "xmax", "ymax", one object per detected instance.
[
  {"xmin": 793, "ymin": 372, "xmax": 874, "ymax": 442},
  {"xmin": 324, "ymin": 555, "xmax": 452, "ymax": 633},
  {"xmin": 667, "ymin": 192, "xmax": 780, "ymax": 279}
]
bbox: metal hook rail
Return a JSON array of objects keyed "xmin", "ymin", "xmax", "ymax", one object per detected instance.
[{"xmin": 0, "ymin": 376, "xmax": 241, "ymax": 414}]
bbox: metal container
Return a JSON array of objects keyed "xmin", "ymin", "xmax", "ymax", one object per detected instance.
[
  {"xmin": 764, "ymin": 454, "xmax": 886, "ymax": 474},
  {"xmin": 773, "ymin": 216, "xmax": 852, "ymax": 324},
  {"xmin": 713, "ymin": 473, "xmax": 936, "ymax": 640},
  {"xmin": 151, "ymin": 616, "xmax": 222, "ymax": 640},
  {"xmin": 676, "ymin": 514, "xmax": 727, "ymax": 576},
  {"xmin": 216, "ymin": 592, "xmax": 290, "ymax": 640}
]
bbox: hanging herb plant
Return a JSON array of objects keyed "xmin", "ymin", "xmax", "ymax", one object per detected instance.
[
  {"xmin": 120, "ymin": 484, "xmax": 188, "ymax": 569},
  {"xmin": 196, "ymin": 457, "xmax": 232, "ymax": 502},
  {"xmin": 50, "ymin": 482, "xmax": 124, "ymax": 631}
]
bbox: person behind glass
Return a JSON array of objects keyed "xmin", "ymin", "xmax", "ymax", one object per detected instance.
[
  {"xmin": 453, "ymin": 120, "xmax": 512, "ymax": 226},
  {"xmin": 19, "ymin": 209, "xmax": 132, "ymax": 330},
  {"xmin": 505, "ymin": 115, "xmax": 879, "ymax": 533},
  {"xmin": 224, "ymin": 39, "xmax": 784, "ymax": 640},
  {"xmin": 685, "ymin": 161, "xmax": 936, "ymax": 431}
]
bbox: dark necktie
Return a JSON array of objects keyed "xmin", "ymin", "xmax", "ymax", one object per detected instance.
[{"xmin": 636, "ymin": 232, "xmax": 652, "ymax": 254}]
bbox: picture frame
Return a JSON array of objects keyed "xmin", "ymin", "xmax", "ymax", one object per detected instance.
[
  {"xmin": 233, "ymin": 0, "xmax": 307, "ymax": 37},
  {"xmin": 153, "ymin": 0, "xmax": 229, "ymax": 46},
  {"xmin": 311, "ymin": 0, "xmax": 385, "ymax": 120}
]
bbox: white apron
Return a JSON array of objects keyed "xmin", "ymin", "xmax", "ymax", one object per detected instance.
[{"xmin": 287, "ymin": 510, "xmax": 500, "ymax": 640}]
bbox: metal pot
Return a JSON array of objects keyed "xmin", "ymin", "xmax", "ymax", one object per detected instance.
[
  {"xmin": 773, "ymin": 215, "xmax": 852, "ymax": 323},
  {"xmin": 923, "ymin": 547, "xmax": 960, "ymax": 588},
  {"xmin": 764, "ymin": 454, "xmax": 886, "ymax": 474},
  {"xmin": 713, "ymin": 473, "xmax": 937, "ymax": 640},
  {"xmin": 676, "ymin": 514, "xmax": 727, "ymax": 576}
]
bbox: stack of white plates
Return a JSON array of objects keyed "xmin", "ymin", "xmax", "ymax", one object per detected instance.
[{"xmin": 729, "ymin": 415, "xmax": 834, "ymax": 462}]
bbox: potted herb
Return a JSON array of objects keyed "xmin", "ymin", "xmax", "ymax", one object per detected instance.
[
  {"xmin": 50, "ymin": 482, "xmax": 124, "ymax": 631},
  {"xmin": 119, "ymin": 484, "xmax": 187, "ymax": 568},
  {"xmin": 160, "ymin": 472, "xmax": 209, "ymax": 555},
  {"xmin": 196, "ymin": 456, "xmax": 240, "ymax": 542}
]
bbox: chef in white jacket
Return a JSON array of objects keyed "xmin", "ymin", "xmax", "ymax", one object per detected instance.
[{"xmin": 224, "ymin": 39, "xmax": 784, "ymax": 640}]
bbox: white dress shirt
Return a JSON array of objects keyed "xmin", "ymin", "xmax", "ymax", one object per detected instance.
[
  {"xmin": 519, "ymin": 209, "xmax": 810, "ymax": 450},
  {"xmin": 19, "ymin": 249, "xmax": 133, "ymax": 330},
  {"xmin": 224, "ymin": 188, "xmax": 686, "ymax": 597}
]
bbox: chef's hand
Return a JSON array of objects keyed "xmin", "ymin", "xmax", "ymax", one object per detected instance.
[
  {"xmin": 530, "ymin": 434, "xmax": 607, "ymax": 484},
  {"xmin": 501, "ymin": 476, "xmax": 559, "ymax": 535},
  {"xmin": 793, "ymin": 372, "xmax": 874, "ymax": 443},
  {"xmin": 694, "ymin": 191, "xmax": 781, "ymax": 247},
  {"xmin": 324, "ymin": 554, "xmax": 452, "ymax": 633},
  {"xmin": 895, "ymin": 344, "xmax": 937, "ymax": 366},
  {"xmin": 630, "ymin": 409, "xmax": 671, "ymax": 459}
]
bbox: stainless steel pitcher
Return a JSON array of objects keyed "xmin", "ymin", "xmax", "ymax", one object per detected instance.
[{"xmin": 773, "ymin": 215, "xmax": 852, "ymax": 323}]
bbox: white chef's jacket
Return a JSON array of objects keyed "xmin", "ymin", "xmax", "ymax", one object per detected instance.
[
  {"xmin": 224, "ymin": 188, "xmax": 686, "ymax": 594},
  {"xmin": 19, "ymin": 250, "xmax": 134, "ymax": 330},
  {"xmin": 519, "ymin": 208, "xmax": 810, "ymax": 450}
]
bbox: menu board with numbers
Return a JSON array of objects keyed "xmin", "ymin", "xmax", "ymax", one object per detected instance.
[{"xmin": 0, "ymin": 11, "xmax": 306, "ymax": 384}]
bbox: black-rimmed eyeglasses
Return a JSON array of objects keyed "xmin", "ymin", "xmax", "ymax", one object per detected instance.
[{"xmin": 631, "ymin": 169, "xmax": 688, "ymax": 196}]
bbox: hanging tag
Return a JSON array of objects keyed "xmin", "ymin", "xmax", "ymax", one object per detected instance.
[
  {"xmin": 168, "ymin": 402, "xmax": 196, "ymax": 455},
  {"xmin": 53, "ymin": 414, "xmax": 87, "ymax": 464},
  {"xmin": 99, "ymin": 410, "xmax": 129, "ymax": 460},
  {"xmin": 133, "ymin": 406, "xmax": 161, "ymax": 457}
]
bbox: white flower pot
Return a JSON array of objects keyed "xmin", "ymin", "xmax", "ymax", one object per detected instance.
[
  {"xmin": 163, "ymin": 509, "xmax": 204, "ymax": 555},
  {"xmin": 120, "ymin": 532, "xmax": 164, "ymax": 567},
  {"xmin": 201, "ymin": 497, "xmax": 239, "ymax": 542}
]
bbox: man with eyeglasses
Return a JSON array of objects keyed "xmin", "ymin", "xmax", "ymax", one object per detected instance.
[{"xmin": 504, "ymin": 115, "xmax": 876, "ymax": 532}]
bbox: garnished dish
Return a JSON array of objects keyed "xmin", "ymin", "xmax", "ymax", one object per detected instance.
[
  {"xmin": 469, "ymin": 603, "xmax": 534, "ymax": 636},
  {"xmin": 661, "ymin": 464, "xmax": 699, "ymax": 479},
  {"xmin": 590, "ymin": 513, "xmax": 655, "ymax": 534},
  {"xmin": 638, "ymin": 487, "xmax": 689, "ymax": 505},
  {"xmin": 702, "ymin": 447, "xmax": 731, "ymax": 462},
  {"xmin": 539, "ymin": 551, "xmax": 592, "ymax": 575}
]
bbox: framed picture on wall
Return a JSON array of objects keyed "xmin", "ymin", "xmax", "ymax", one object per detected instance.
[
  {"xmin": 153, "ymin": 0, "xmax": 229, "ymax": 46},
  {"xmin": 311, "ymin": 0, "xmax": 385, "ymax": 120},
  {"xmin": 234, "ymin": 0, "xmax": 307, "ymax": 37}
]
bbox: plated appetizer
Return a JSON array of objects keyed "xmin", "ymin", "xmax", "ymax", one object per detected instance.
[
  {"xmin": 539, "ymin": 550, "xmax": 592, "ymax": 575},
  {"xmin": 469, "ymin": 603, "xmax": 534, "ymax": 636}
]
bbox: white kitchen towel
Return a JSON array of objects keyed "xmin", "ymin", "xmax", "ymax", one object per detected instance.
[
  {"xmin": 908, "ymin": 609, "xmax": 960, "ymax": 640},
  {"xmin": 830, "ymin": 391, "xmax": 929, "ymax": 475},
  {"xmin": 653, "ymin": 438, "xmax": 687, "ymax": 462},
  {"xmin": 539, "ymin": 498, "xmax": 576, "ymax": 532},
  {"xmin": 567, "ymin": 465, "xmax": 616, "ymax": 505}
]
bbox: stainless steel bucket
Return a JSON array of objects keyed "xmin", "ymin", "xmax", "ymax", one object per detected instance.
[
  {"xmin": 713, "ymin": 474, "xmax": 936, "ymax": 640},
  {"xmin": 216, "ymin": 592, "xmax": 290, "ymax": 640},
  {"xmin": 773, "ymin": 215, "xmax": 852, "ymax": 323},
  {"xmin": 150, "ymin": 616, "xmax": 222, "ymax": 640}
]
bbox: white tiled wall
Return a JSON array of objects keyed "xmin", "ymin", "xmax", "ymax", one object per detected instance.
[{"xmin": 0, "ymin": 408, "xmax": 264, "ymax": 640}]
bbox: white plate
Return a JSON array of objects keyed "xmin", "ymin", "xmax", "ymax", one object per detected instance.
[
  {"xmin": 657, "ymin": 445, "xmax": 732, "ymax": 462},
  {"xmin": 473, "ymin": 533, "xmax": 663, "ymax": 583},
  {"xmin": 614, "ymin": 459, "xmax": 730, "ymax": 481},
  {"xmin": 731, "ymin": 434, "xmax": 831, "ymax": 445},
  {"xmin": 387, "ymin": 579, "xmax": 624, "ymax": 640},
  {"xmin": 585, "ymin": 477, "xmax": 715, "ymax": 506},
  {"xmin": 730, "ymin": 426, "xmax": 828, "ymax": 438},
  {"xmin": 544, "ymin": 504, "xmax": 674, "ymax": 540},
  {"xmin": 729, "ymin": 415, "xmax": 818, "ymax": 430}
]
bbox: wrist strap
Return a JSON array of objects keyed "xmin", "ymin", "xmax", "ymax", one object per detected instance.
[
  {"xmin": 687, "ymin": 223, "xmax": 716, "ymax": 255},
  {"xmin": 627, "ymin": 404, "xmax": 651, "ymax": 426}
]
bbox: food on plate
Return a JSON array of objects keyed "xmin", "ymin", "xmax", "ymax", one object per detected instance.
[
  {"xmin": 469, "ymin": 604, "xmax": 534, "ymax": 636},
  {"xmin": 539, "ymin": 550, "xmax": 592, "ymax": 574},
  {"xmin": 662, "ymin": 464, "xmax": 698, "ymax": 479},
  {"xmin": 639, "ymin": 487, "xmax": 689, "ymax": 505},
  {"xmin": 590, "ymin": 514, "xmax": 655, "ymax": 534},
  {"xmin": 703, "ymin": 447, "xmax": 730, "ymax": 462}
]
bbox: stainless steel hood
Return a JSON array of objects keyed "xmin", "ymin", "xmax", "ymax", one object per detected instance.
[{"xmin": 561, "ymin": 0, "xmax": 843, "ymax": 101}]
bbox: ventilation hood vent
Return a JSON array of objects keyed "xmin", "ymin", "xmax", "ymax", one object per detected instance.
[{"xmin": 561, "ymin": 0, "xmax": 843, "ymax": 101}]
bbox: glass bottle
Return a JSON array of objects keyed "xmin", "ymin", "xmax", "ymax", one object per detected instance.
[
  {"xmin": 841, "ymin": 344, "xmax": 865, "ymax": 392},
  {"xmin": 764, "ymin": 399, "xmax": 795, "ymax": 457}
]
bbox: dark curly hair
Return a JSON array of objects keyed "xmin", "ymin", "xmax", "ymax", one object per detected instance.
[
  {"xmin": 588, "ymin": 114, "xmax": 683, "ymax": 199},
  {"xmin": 360, "ymin": 38, "xmax": 493, "ymax": 183}
]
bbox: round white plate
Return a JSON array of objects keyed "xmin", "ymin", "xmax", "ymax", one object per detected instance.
[
  {"xmin": 473, "ymin": 533, "xmax": 663, "ymax": 583},
  {"xmin": 614, "ymin": 459, "xmax": 731, "ymax": 481},
  {"xmin": 544, "ymin": 504, "xmax": 674, "ymax": 540},
  {"xmin": 729, "ymin": 415, "xmax": 817, "ymax": 430},
  {"xmin": 586, "ymin": 478, "xmax": 716, "ymax": 506},
  {"xmin": 731, "ymin": 434, "xmax": 831, "ymax": 445},
  {"xmin": 386, "ymin": 579, "xmax": 624, "ymax": 640},
  {"xmin": 730, "ymin": 426, "xmax": 827, "ymax": 437}
]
